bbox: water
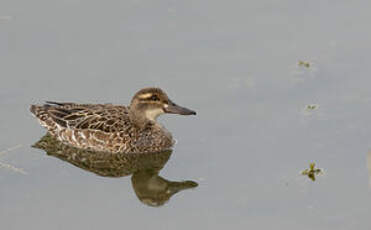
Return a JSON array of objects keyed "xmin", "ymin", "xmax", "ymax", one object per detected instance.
[{"xmin": 1, "ymin": 0, "xmax": 371, "ymax": 229}]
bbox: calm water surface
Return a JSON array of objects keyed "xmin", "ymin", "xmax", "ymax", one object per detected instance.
[{"xmin": 1, "ymin": 0, "xmax": 371, "ymax": 229}]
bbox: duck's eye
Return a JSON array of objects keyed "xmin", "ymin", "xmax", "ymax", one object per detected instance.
[{"xmin": 150, "ymin": 95, "xmax": 159, "ymax": 101}]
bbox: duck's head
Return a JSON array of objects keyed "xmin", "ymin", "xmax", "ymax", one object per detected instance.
[{"xmin": 130, "ymin": 87, "xmax": 196, "ymax": 121}]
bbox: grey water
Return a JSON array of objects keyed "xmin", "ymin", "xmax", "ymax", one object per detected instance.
[{"xmin": 1, "ymin": 0, "xmax": 371, "ymax": 229}]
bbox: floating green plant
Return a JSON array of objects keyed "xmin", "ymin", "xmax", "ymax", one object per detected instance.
[
  {"xmin": 302, "ymin": 104, "xmax": 320, "ymax": 116},
  {"xmin": 301, "ymin": 162, "xmax": 323, "ymax": 181},
  {"xmin": 305, "ymin": 104, "xmax": 319, "ymax": 111},
  {"xmin": 298, "ymin": 60, "xmax": 311, "ymax": 68}
]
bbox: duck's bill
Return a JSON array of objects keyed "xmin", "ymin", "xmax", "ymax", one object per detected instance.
[{"xmin": 164, "ymin": 102, "xmax": 196, "ymax": 115}]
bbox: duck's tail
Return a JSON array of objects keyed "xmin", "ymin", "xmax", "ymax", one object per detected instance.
[
  {"xmin": 30, "ymin": 104, "xmax": 49, "ymax": 119},
  {"xmin": 29, "ymin": 104, "xmax": 57, "ymax": 131}
]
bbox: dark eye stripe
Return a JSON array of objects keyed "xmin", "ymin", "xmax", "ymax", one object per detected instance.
[
  {"xmin": 150, "ymin": 95, "xmax": 160, "ymax": 101},
  {"xmin": 140, "ymin": 95, "xmax": 160, "ymax": 101}
]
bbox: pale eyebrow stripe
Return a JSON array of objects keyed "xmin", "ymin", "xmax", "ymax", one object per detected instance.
[{"xmin": 138, "ymin": 93, "xmax": 153, "ymax": 99}]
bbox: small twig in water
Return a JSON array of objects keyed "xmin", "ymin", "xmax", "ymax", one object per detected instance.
[
  {"xmin": 0, "ymin": 144, "xmax": 23, "ymax": 156},
  {"xmin": 0, "ymin": 144, "xmax": 27, "ymax": 174},
  {"xmin": 0, "ymin": 161, "xmax": 27, "ymax": 174}
]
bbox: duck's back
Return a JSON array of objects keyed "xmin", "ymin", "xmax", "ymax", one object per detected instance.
[
  {"xmin": 31, "ymin": 102, "xmax": 131, "ymax": 131},
  {"xmin": 30, "ymin": 102, "xmax": 173, "ymax": 153}
]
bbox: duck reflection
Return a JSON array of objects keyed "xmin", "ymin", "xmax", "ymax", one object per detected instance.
[{"xmin": 32, "ymin": 134, "xmax": 198, "ymax": 207}]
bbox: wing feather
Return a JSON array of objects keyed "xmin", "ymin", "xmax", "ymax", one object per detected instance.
[{"xmin": 37, "ymin": 102, "xmax": 131, "ymax": 133}]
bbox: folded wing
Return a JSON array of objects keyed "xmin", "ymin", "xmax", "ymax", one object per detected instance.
[{"xmin": 30, "ymin": 102, "xmax": 131, "ymax": 133}]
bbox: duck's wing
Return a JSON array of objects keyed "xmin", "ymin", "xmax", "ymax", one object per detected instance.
[{"xmin": 30, "ymin": 102, "xmax": 131, "ymax": 133}]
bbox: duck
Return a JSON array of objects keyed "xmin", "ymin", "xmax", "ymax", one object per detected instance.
[{"xmin": 30, "ymin": 87, "xmax": 196, "ymax": 153}]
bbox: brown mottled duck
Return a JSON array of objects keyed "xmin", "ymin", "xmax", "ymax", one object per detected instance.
[{"xmin": 30, "ymin": 87, "xmax": 196, "ymax": 153}]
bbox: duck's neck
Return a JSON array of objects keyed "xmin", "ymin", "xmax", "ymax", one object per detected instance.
[{"xmin": 129, "ymin": 108, "xmax": 156, "ymax": 130}]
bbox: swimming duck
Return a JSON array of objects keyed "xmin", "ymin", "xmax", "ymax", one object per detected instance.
[{"xmin": 30, "ymin": 87, "xmax": 196, "ymax": 153}]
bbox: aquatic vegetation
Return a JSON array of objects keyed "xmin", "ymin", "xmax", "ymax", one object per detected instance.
[
  {"xmin": 298, "ymin": 60, "xmax": 311, "ymax": 68},
  {"xmin": 301, "ymin": 162, "xmax": 323, "ymax": 181},
  {"xmin": 290, "ymin": 60, "xmax": 318, "ymax": 85},
  {"xmin": 305, "ymin": 104, "xmax": 319, "ymax": 111},
  {"xmin": 302, "ymin": 104, "xmax": 320, "ymax": 116}
]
